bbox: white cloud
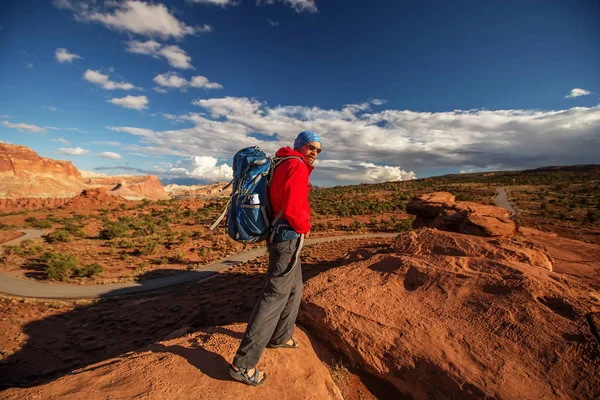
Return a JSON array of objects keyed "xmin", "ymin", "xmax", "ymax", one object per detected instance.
[
  {"xmin": 126, "ymin": 40, "xmax": 194, "ymax": 69},
  {"xmin": 55, "ymin": 138, "xmax": 70, "ymax": 145},
  {"xmin": 267, "ymin": 19, "xmax": 279, "ymax": 26},
  {"xmin": 106, "ymin": 126, "xmax": 157, "ymax": 138},
  {"xmin": 83, "ymin": 69, "xmax": 138, "ymax": 90},
  {"xmin": 26, "ymin": 63, "xmax": 34, "ymax": 69},
  {"xmin": 153, "ymin": 72, "xmax": 188, "ymax": 88},
  {"xmin": 108, "ymin": 95, "xmax": 148, "ymax": 110},
  {"xmin": 55, "ymin": 48, "xmax": 82, "ymax": 63},
  {"xmin": 101, "ymin": 98, "xmax": 600, "ymax": 185},
  {"xmin": 93, "ymin": 141, "xmax": 121, "ymax": 146},
  {"xmin": 44, "ymin": 126, "xmax": 87, "ymax": 133},
  {"xmin": 42, "ymin": 106, "xmax": 58, "ymax": 111},
  {"xmin": 99, "ymin": 151, "xmax": 122, "ymax": 159},
  {"xmin": 370, "ymin": 98, "xmax": 387, "ymax": 106},
  {"xmin": 565, "ymin": 88, "xmax": 592, "ymax": 98},
  {"xmin": 2, "ymin": 120, "xmax": 47, "ymax": 134},
  {"xmin": 58, "ymin": 147, "xmax": 89, "ymax": 155},
  {"xmin": 170, "ymin": 156, "xmax": 233, "ymax": 181},
  {"xmin": 257, "ymin": 0, "xmax": 317, "ymax": 13},
  {"xmin": 153, "ymin": 72, "xmax": 222, "ymax": 91},
  {"xmin": 86, "ymin": 1, "xmax": 210, "ymax": 39},
  {"xmin": 187, "ymin": 0, "xmax": 239, "ymax": 7},
  {"xmin": 154, "ymin": 87, "xmax": 169, "ymax": 93},
  {"xmin": 190, "ymin": 75, "xmax": 223, "ymax": 89}
]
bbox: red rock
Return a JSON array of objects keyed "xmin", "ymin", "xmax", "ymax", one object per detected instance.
[
  {"xmin": 407, "ymin": 192, "xmax": 516, "ymax": 237},
  {"xmin": 1, "ymin": 323, "xmax": 343, "ymax": 400},
  {"xmin": 300, "ymin": 228, "xmax": 600, "ymax": 399}
]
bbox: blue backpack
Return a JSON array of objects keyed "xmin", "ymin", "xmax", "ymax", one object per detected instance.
[{"xmin": 210, "ymin": 146, "xmax": 301, "ymax": 243}]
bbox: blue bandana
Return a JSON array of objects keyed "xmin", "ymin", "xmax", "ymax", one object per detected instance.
[{"xmin": 293, "ymin": 130, "xmax": 322, "ymax": 150}]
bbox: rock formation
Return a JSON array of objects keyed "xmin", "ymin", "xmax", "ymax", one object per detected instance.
[
  {"xmin": 407, "ymin": 192, "xmax": 516, "ymax": 237},
  {"xmin": 0, "ymin": 142, "xmax": 168, "ymax": 209},
  {"xmin": 300, "ymin": 195, "xmax": 600, "ymax": 399},
  {"xmin": 164, "ymin": 182, "xmax": 232, "ymax": 199},
  {"xmin": 1, "ymin": 324, "xmax": 343, "ymax": 400}
]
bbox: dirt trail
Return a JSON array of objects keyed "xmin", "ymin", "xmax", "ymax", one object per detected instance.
[
  {"xmin": 0, "ymin": 233, "xmax": 397, "ymax": 300},
  {"xmin": 494, "ymin": 186, "xmax": 518, "ymax": 216}
]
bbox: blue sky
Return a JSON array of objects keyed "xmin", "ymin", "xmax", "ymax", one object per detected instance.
[{"xmin": 0, "ymin": 0, "xmax": 599, "ymax": 186}]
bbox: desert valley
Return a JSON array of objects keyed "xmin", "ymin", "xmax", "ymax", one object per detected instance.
[{"xmin": 1, "ymin": 142, "xmax": 599, "ymax": 399}]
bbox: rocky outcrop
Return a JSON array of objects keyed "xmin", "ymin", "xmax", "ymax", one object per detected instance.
[
  {"xmin": 2, "ymin": 323, "xmax": 343, "ymax": 400},
  {"xmin": 85, "ymin": 175, "xmax": 168, "ymax": 201},
  {"xmin": 0, "ymin": 142, "xmax": 169, "ymax": 208},
  {"xmin": 59, "ymin": 188, "xmax": 126, "ymax": 209},
  {"xmin": 407, "ymin": 192, "xmax": 516, "ymax": 237},
  {"xmin": 300, "ymin": 227, "xmax": 600, "ymax": 399},
  {"xmin": 164, "ymin": 182, "xmax": 231, "ymax": 199},
  {"xmin": 0, "ymin": 142, "xmax": 82, "ymax": 180}
]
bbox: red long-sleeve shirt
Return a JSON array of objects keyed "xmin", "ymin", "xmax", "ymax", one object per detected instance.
[{"xmin": 269, "ymin": 147, "xmax": 314, "ymax": 234}]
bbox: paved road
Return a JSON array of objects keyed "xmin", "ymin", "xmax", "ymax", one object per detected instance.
[
  {"xmin": 0, "ymin": 229, "xmax": 45, "ymax": 248},
  {"xmin": 494, "ymin": 187, "xmax": 518, "ymax": 217},
  {"xmin": 0, "ymin": 233, "xmax": 397, "ymax": 300}
]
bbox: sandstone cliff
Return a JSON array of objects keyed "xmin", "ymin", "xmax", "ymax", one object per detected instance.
[
  {"xmin": 0, "ymin": 143, "xmax": 168, "ymax": 209},
  {"xmin": 164, "ymin": 182, "xmax": 231, "ymax": 199}
]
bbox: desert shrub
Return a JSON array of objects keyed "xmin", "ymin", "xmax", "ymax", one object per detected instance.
[
  {"xmin": 26, "ymin": 217, "xmax": 53, "ymax": 229},
  {"xmin": 585, "ymin": 210, "xmax": 599, "ymax": 223},
  {"xmin": 45, "ymin": 229, "xmax": 72, "ymax": 243},
  {"xmin": 42, "ymin": 252, "xmax": 78, "ymax": 281},
  {"xmin": 76, "ymin": 263, "xmax": 103, "ymax": 278},
  {"xmin": 350, "ymin": 219, "xmax": 365, "ymax": 230},
  {"xmin": 154, "ymin": 256, "xmax": 169, "ymax": 265},
  {"xmin": 172, "ymin": 249, "xmax": 186, "ymax": 262},
  {"xmin": 179, "ymin": 230, "xmax": 191, "ymax": 243},
  {"xmin": 395, "ymin": 218, "xmax": 413, "ymax": 232},
  {"xmin": 139, "ymin": 241, "xmax": 158, "ymax": 256},
  {"xmin": 99, "ymin": 221, "xmax": 129, "ymax": 239},
  {"xmin": 197, "ymin": 246, "xmax": 212, "ymax": 257},
  {"xmin": 62, "ymin": 223, "xmax": 86, "ymax": 238},
  {"xmin": 0, "ymin": 223, "xmax": 15, "ymax": 230},
  {"xmin": 120, "ymin": 252, "xmax": 130, "ymax": 260},
  {"xmin": 114, "ymin": 238, "xmax": 135, "ymax": 248}
]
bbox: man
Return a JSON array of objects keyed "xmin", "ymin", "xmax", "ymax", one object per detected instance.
[{"xmin": 229, "ymin": 130, "xmax": 322, "ymax": 386}]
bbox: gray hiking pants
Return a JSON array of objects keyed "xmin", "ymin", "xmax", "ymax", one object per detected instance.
[{"xmin": 233, "ymin": 236, "xmax": 304, "ymax": 369}]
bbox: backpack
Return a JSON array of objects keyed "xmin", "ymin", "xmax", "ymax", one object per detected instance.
[{"xmin": 210, "ymin": 146, "xmax": 301, "ymax": 243}]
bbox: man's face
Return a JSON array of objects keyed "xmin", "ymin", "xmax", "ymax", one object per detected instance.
[{"xmin": 297, "ymin": 141, "xmax": 321, "ymax": 165}]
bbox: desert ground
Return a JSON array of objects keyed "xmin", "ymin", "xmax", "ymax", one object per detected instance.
[{"xmin": 1, "ymin": 163, "xmax": 600, "ymax": 399}]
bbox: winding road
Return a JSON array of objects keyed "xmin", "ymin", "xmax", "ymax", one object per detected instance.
[
  {"xmin": 494, "ymin": 187, "xmax": 518, "ymax": 217},
  {"xmin": 1, "ymin": 187, "xmax": 519, "ymax": 300},
  {"xmin": 0, "ymin": 232, "xmax": 397, "ymax": 300}
]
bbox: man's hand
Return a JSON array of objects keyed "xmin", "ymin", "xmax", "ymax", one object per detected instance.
[{"xmin": 305, "ymin": 230, "xmax": 310, "ymax": 239}]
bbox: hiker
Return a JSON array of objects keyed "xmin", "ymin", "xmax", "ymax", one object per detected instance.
[{"xmin": 229, "ymin": 130, "xmax": 322, "ymax": 386}]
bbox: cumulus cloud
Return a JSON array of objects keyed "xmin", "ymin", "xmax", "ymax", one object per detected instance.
[
  {"xmin": 169, "ymin": 156, "xmax": 233, "ymax": 181},
  {"xmin": 54, "ymin": 138, "xmax": 70, "ymax": 145},
  {"xmin": 99, "ymin": 151, "xmax": 122, "ymax": 159},
  {"xmin": 55, "ymin": 48, "xmax": 82, "ymax": 63},
  {"xmin": 257, "ymin": 0, "xmax": 317, "ymax": 13},
  {"xmin": 2, "ymin": 120, "xmax": 47, "ymax": 134},
  {"xmin": 565, "ymin": 88, "xmax": 592, "ymax": 98},
  {"xmin": 153, "ymin": 72, "xmax": 222, "ymax": 91},
  {"xmin": 108, "ymin": 95, "xmax": 148, "ymax": 110},
  {"xmin": 103, "ymin": 98, "xmax": 600, "ymax": 185},
  {"xmin": 83, "ymin": 69, "xmax": 138, "ymax": 90},
  {"xmin": 125, "ymin": 40, "xmax": 193, "ymax": 69},
  {"xmin": 86, "ymin": 1, "xmax": 210, "ymax": 39},
  {"xmin": 58, "ymin": 147, "xmax": 89, "ymax": 155}
]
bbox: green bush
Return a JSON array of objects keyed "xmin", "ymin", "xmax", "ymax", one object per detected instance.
[
  {"xmin": 585, "ymin": 210, "xmax": 599, "ymax": 223},
  {"xmin": 45, "ymin": 229, "xmax": 73, "ymax": 243},
  {"xmin": 76, "ymin": 263, "xmax": 103, "ymax": 278},
  {"xmin": 42, "ymin": 252, "xmax": 78, "ymax": 281},
  {"xmin": 197, "ymin": 246, "xmax": 212, "ymax": 257},
  {"xmin": 139, "ymin": 241, "xmax": 158, "ymax": 256},
  {"xmin": 99, "ymin": 221, "xmax": 129, "ymax": 239},
  {"xmin": 26, "ymin": 217, "xmax": 53, "ymax": 229}
]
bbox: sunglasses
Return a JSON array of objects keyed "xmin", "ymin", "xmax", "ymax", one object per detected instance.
[{"xmin": 305, "ymin": 143, "xmax": 322, "ymax": 154}]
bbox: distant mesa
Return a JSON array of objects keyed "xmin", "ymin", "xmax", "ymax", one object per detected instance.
[{"xmin": 0, "ymin": 142, "xmax": 170, "ymax": 210}]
